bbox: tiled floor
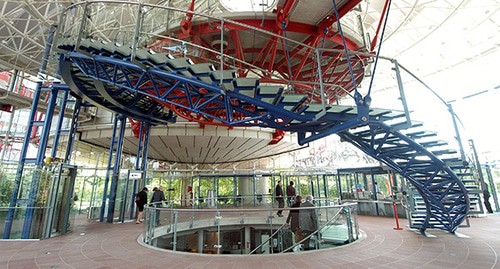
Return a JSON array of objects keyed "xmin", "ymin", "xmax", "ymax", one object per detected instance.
[{"xmin": 1, "ymin": 214, "xmax": 499, "ymax": 269}]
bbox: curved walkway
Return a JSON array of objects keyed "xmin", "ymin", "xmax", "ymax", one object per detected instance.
[{"xmin": 1, "ymin": 214, "xmax": 499, "ymax": 269}]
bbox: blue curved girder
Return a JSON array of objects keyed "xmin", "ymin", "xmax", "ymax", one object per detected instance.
[
  {"xmin": 59, "ymin": 50, "xmax": 370, "ymax": 144},
  {"xmin": 57, "ymin": 39, "xmax": 472, "ymax": 233}
]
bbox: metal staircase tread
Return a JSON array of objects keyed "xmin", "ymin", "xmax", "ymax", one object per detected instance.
[
  {"xmin": 166, "ymin": 58, "xmax": 193, "ymax": 69},
  {"xmin": 369, "ymin": 108, "xmax": 393, "ymax": 117},
  {"xmin": 330, "ymin": 105, "xmax": 355, "ymax": 114},
  {"xmin": 283, "ymin": 105, "xmax": 300, "ymax": 112},
  {"xmin": 115, "ymin": 45, "xmax": 132, "ymax": 57},
  {"xmin": 237, "ymin": 89, "xmax": 255, "ymax": 98},
  {"xmin": 177, "ymin": 70, "xmax": 193, "ymax": 78},
  {"xmin": 260, "ymin": 97, "xmax": 277, "ymax": 104},
  {"xmin": 379, "ymin": 110, "xmax": 406, "ymax": 119},
  {"xmin": 432, "ymin": 149, "xmax": 457, "ymax": 156},
  {"xmin": 257, "ymin": 85, "xmax": 283, "ymax": 96},
  {"xmin": 198, "ymin": 77, "xmax": 214, "ymax": 85},
  {"xmin": 210, "ymin": 70, "xmax": 236, "ymax": 81},
  {"xmin": 80, "ymin": 39, "xmax": 92, "ymax": 50},
  {"xmin": 443, "ymin": 158, "xmax": 463, "ymax": 163},
  {"xmin": 420, "ymin": 140, "xmax": 448, "ymax": 147},
  {"xmin": 369, "ymin": 136, "xmax": 402, "ymax": 144},
  {"xmin": 406, "ymin": 131, "xmax": 437, "ymax": 139},
  {"xmin": 134, "ymin": 49, "xmax": 152, "ymax": 61},
  {"xmin": 159, "ymin": 65, "xmax": 173, "ymax": 72},
  {"xmin": 303, "ymin": 104, "xmax": 331, "ymax": 113},
  {"xmin": 234, "ymin": 78, "xmax": 258, "ymax": 88},
  {"xmin": 279, "ymin": 94, "xmax": 307, "ymax": 103},
  {"xmin": 221, "ymin": 82, "xmax": 235, "ymax": 91},
  {"xmin": 188, "ymin": 63, "xmax": 215, "ymax": 75},
  {"xmin": 149, "ymin": 52, "xmax": 175, "ymax": 65},
  {"xmin": 454, "ymin": 173, "xmax": 474, "ymax": 177},
  {"xmin": 88, "ymin": 40, "xmax": 105, "ymax": 52},
  {"xmin": 100, "ymin": 43, "xmax": 118, "ymax": 55},
  {"xmin": 389, "ymin": 121, "xmax": 416, "ymax": 131}
]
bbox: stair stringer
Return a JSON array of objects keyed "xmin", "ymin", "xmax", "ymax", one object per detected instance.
[{"xmin": 338, "ymin": 121, "xmax": 470, "ymax": 233}]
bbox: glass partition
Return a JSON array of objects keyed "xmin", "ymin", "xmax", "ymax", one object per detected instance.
[{"xmin": 141, "ymin": 202, "xmax": 359, "ymax": 254}]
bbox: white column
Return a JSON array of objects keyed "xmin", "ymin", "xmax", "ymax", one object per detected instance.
[{"xmin": 244, "ymin": 226, "xmax": 251, "ymax": 254}]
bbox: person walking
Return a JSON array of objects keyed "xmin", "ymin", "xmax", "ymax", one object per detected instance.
[
  {"xmin": 286, "ymin": 181, "xmax": 297, "ymax": 207},
  {"xmin": 286, "ymin": 195, "xmax": 303, "ymax": 249},
  {"xmin": 275, "ymin": 180, "xmax": 284, "ymax": 217},
  {"xmin": 135, "ymin": 187, "xmax": 148, "ymax": 224}
]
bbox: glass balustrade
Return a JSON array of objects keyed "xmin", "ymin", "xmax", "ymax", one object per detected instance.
[{"xmin": 141, "ymin": 201, "xmax": 358, "ymax": 254}]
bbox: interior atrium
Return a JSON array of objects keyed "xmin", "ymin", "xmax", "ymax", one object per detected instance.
[{"xmin": 0, "ymin": 0, "xmax": 499, "ymax": 267}]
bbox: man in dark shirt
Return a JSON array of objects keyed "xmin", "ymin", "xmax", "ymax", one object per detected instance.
[
  {"xmin": 150, "ymin": 186, "xmax": 167, "ymax": 226},
  {"xmin": 286, "ymin": 181, "xmax": 297, "ymax": 207},
  {"xmin": 150, "ymin": 186, "xmax": 167, "ymax": 207},
  {"xmin": 483, "ymin": 184, "xmax": 494, "ymax": 214},
  {"xmin": 275, "ymin": 180, "xmax": 284, "ymax": 217},
  {"xmin": 300, "ymin": 195, "xmax": 318, "ymax": 250}
]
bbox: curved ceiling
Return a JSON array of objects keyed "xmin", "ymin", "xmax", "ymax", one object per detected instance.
[{"xmin": 1, "ymin": 1, "xmax": 497, "ymax": 95}]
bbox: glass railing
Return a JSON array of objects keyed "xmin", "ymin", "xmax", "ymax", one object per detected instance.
[
  {"xmin": 150, "ymin": 195, "xmax": 340, "ymax": 210},
  {"xmin": 141, "ymin": 202, "xmax": 358, "ymax": 254}
]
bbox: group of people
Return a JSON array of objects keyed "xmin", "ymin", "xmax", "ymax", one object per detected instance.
[
  {"xmin": 275, "ymin": 180, "xmax": 318, "ymax": 250},
  {"xmin": 275, "ymin": 180, "xmax": 297, "ymax": 217},
  {"xmin": 134, "ymin": 186, "xmax": 167, "ymax": 224}
]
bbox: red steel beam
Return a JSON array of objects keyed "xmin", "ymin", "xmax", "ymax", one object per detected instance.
[
  {"xmin": 370, "ymin": 0, "xmax": 391, "ymax": 51},
  {"xmin": 229, "ymin": 30, "xmax": 246, "ymax": 77}
]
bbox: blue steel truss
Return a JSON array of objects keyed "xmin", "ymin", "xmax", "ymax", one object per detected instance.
[{"xmin": 57, "ymin": 39, "xmax": 472, "ymax": 233}]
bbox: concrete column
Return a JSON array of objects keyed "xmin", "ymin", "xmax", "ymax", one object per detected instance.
[
  {"xmin": 238, "ymin": 176, "xmax": 253, "ymax": 205},
  {"xmin": 197, "ymin": 229, "xmax": 204, "ymax": 253},
  {"xmin": 244, "ymin": 226, "xmax": 251, "ymax": 254},
  {"xmin": 254, "ymin": 176, "xmax": 269, "ymax": 205}
]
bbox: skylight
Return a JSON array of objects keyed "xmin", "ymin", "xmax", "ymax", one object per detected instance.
[{"xmin": 220, "ymin": 0, "xmax": 278, "ymax": 12}]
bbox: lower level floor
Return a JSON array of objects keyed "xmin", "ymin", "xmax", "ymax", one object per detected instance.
[{"xmin": 1, "ymin": 213, "xmax": 499, "ymax": 269}]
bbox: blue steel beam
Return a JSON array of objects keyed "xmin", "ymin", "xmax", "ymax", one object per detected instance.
[
  {"xmin": 130, "ymin": 122, "xmax": 151, "ymax": 220},
  {"xmin": 106, "ymin": 114, "xmax": 126, "ymax": 223},
  {"xmin": 22, "ymin": 87, "xmax": 59, "ymax": 238},
  {"xmin": 99, "ymin": 114, "xmax": 120, "ymax": 223},
  {"xmin": 51, "ymin": 87, "xmax": 70, "ymax": 158},
  {"xmin": 64, "ymin": 98, "xmax": 82, "ymax": 163}
]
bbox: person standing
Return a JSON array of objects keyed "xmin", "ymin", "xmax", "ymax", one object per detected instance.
[
  {"xmin": 286, "ymin": 181, "xmax": 297, "ymax": 207},
  {"xmin": 483, "ymin": 184, "xmax": 494, "ymax": 214},
  {"xmin": 299, "ymin": 195, "xmax": 318, "ymax": 250},
  {"xmin": 150, "ymin": 186, "xmax": 167, "ymax": 207},
  {"xmin": 150, "ymin": 186, "xmax": 167, "ymax": 226},
  {"xmin": 275, "ymin": 180, "xmax": 284, "ymax": 217},
  {"xmin": 135, "ymin": 187, "xmax": 148, "ymax": 224},
  {"xmin": 286, "ymin": 195, "xmax": 303, "ymax": 247}
]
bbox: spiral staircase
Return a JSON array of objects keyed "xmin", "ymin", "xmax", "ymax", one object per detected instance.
[{"xmin": 52, "ymin": 34, "xmax": 480, "ymax": 233}]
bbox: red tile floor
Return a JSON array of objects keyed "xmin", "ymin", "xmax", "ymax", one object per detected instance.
[{"xmin": 1, "ymin": 214, "xmax": 499, "ymax": 269}]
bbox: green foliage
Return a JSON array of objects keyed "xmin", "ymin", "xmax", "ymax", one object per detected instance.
[
  {"xmin": 217, "ymin": 177, "xmax": 234, "ymax": 196},
  {"xmin": 328, "ymin": 186, "xmax": 339, "ymax": 198},
  {"xmin": 35, "ymin": 169, "xmax": 52, "ymax": 206},
  {"xmin": 0, "ymin": 169, "xmax": 12, "ymax": 206}
]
